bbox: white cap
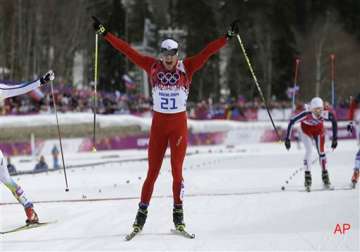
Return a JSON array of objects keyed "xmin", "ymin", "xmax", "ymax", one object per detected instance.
[
  {"xmin": 310, "ymin": 97, "xmax": 324, "ymax": 110},
  {"xmin": 160, "ymin": 39, "xmax": 178, "ymax": 51}
]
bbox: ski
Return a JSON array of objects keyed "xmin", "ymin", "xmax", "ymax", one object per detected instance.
[
  {"xmin": 124, "ymin": 227, "xmax": 141, "ymax": 241},
  {"xmin": 323, "ymin": 184, "xmax": 335, "ymax": 190},
  {"xmin": 298, "ymin": 186, "xmax": 353, "ymax": 192},
  {"xmin": 302, "ymin": 185, "xmax": 335, "ymax": 192},
  {"xmin": 0, "ymin": 221, "xmax": 55, "ymax": 234},
  {"xmin": 171, "ymin": 228, "xmax": 195, "ymax": 239}
]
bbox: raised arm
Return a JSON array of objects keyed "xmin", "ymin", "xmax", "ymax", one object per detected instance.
[
  {"xmin": 183, "ymin": 37, "xmax": 227, "ymax": 79},
  {"xmin": 181, "ymin": 19, "xmax": 242, "ymax": 79},
  {"xmin": 0, "ymin": 80, "xmax": 41, "ymax": 100},
  {"xmin": 104, "ymin": 32, "xmax": 156, "ymax": 74},
  {"xmin": 92, "ymin": 17, "xmax": 156, "ymax": 74},
  {"xmin": 0, "ymin": 70, "xmax": 54, "ymax": 100}
]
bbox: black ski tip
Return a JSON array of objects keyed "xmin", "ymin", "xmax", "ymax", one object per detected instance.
[
  {"xmin": 171, "ymin": 228, "xmax": 195, "ymax": 239},
  {"xmin": 124, "ymin": 227, "xmax": 141, "ymax": 241}
]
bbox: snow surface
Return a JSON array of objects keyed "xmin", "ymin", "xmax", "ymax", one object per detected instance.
[{"xmin": 0, "ymin": 140, "xmax": 359, "ymax": 251}]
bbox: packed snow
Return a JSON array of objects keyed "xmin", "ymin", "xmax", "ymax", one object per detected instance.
[{"xmin": 0, "ymin": 140, "xmax": 359, "ymax": 251}]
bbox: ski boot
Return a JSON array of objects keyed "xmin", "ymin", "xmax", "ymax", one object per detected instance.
[
  {"xmin": 322, "ymin": 169, "xmax": 331, "ymax": 189},
  {"xmin": 124, "ymin": 204, "xmax": 148, "ymax": 241},
  {"xmin": 25, "ymin": 207, "xmax": 39, "ymax": 225},
  {"xmin": 171, "ymin": 204, "xmax": 195, "ymax": 239},
  {"xmin": 173, "ymin": 204, "xmax": 185, "ymax": 231},
  {"xmin": 351, "ymin": 169, "xmax": 359, "ymax": 188},
  {"xmin": 304, "ymin": 171, "xmax": 312, "ymax": 192},
  {"xmin": 132, "ymin": 204, "xmax": 148, "ymax": 232}
]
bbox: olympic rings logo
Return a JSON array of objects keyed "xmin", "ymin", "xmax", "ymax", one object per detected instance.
[{"xmin": 157, "ymin": 72, "xmax": 180, "ymax": 85}]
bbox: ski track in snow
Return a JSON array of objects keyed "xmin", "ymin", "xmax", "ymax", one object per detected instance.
[{"xmin": 0, "ymin": 141, "xmax": 359, "ymax": 251}]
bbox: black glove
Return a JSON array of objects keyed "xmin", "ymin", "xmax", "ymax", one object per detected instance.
[
  {"xmin": 92, "ymin": 16, "xmax": 107, "ymax": 36},
  {"xmin": 226, "ymin": 19, "xmax": 240, "ymax": 39},
  {"xmin": 331, "ymin": 138, "xmax": 338, "ymax": 149},
  {"xmin": 347, "ymin": 122, "xmax": 354, "ymax": 133},
  {"xmin": 285, "ymin": 138, "xmax": 291, "ymax": 150},
  {"xmin": 40, "ymin": 70, "xmax": 55, "ymax": 85}
]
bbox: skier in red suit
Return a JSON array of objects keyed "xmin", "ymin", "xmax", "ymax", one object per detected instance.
[
  {"xmin": 347, "ymin": 94, "xmax": 360, "ymax": 187},
  {"xmin": 285, "ymin": 97, "xmax": 338, "ymax": 191},
  {"xmin": 92, "ymin": 17, "xmax": 239, "ymax": 232}
]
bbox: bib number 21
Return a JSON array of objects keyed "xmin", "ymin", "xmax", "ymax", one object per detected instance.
[{"xmin": 161, "ymin": 97, "xmax": 178, "ymax": 110}]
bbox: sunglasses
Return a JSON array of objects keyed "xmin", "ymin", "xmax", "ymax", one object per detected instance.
[{"xmin": 160, "ymin": 48, "xmax": 178, "ymax": 56}]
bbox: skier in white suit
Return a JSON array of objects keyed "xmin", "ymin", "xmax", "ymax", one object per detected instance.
[{"xmin": 0, "ymin": 70, "xmax": 54, "ymax": 224}]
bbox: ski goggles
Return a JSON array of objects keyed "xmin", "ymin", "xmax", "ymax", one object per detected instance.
[{"xmin": 160, "ymin": 48, "xmax": 178, "ymax": 56}]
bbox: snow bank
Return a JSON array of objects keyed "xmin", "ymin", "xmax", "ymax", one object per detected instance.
[{"xmin": 0, "ymin": 112, "xmax": 350, "ymax": 132}]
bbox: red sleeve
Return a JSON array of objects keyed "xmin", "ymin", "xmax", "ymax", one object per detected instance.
[
  {"xmin": 183, "ymin": 36, "xmax": 227, "ymax": 79},
  {"xmin": 104, "ymin": 32, "xmax": 156, "ymax": 74},
  {"xmin": 348, "ymin": 100, "xmax": 357, "ymax": 120}
]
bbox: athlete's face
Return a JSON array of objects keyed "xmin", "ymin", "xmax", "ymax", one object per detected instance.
[
  {"xmin": 162, "ymin": 54, "xmax": 178, "ymax": 70},
  {"xmin": 161, "ymin": 49, "xmax": 178, "ymax": 70},
  {"xmin": 312, "ymin": 107, "xmax": 323, "ymax": 118}
]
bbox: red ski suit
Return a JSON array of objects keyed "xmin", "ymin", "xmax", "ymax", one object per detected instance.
[
  {"xmin": 286, "ymin": 110, "xmax": 337, "ymax": 170},
  {"xmin": 104, "ymin": 33, "xmax": 227, "ymax": 205}
]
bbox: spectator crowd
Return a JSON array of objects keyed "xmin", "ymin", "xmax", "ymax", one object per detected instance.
[{"xmin": 0, "ymin": 83, "xmax": 353, "ymax": 121}]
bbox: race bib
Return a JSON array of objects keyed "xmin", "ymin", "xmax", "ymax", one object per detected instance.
[
  {"xmin": 152, "ymin": 87, "xmax": 188, "ymax": 113},
  {"xmin": 150, "ymin": 61, "xmax": 190, "ymax": 114}
]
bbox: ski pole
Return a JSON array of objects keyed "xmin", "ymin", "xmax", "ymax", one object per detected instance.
[
  {"xmin": 291, "ymin": 58, "xmax": 300, "ymax": 111},
  {"xmin": 281, "ymin": 150, "xmax": 330, "ymax": 190},
  {"xmin": 330, "ymin": 54, "xmax": 336, "ymax": 107},
  {"xmin": 92, "ymin": 33, "xmax": 99, "ymax": 152},
  {"xmin": 235, "ymin": 34, "xmax": 282, "ymax": 142},
  {"xmin": 50, "ymin": 79, "xmax": 69, "ymax": 192}
]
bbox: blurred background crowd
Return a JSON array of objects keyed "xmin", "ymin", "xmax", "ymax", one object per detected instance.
[
  {"xmin": 0, "ymin": 83, "xmax": 353, "ymax": 121},
  {"xmin": 1, "ymin": 0, "xmax": 359, "ymax": 121}
]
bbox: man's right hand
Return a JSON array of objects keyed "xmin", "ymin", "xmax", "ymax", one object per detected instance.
[
  {"xmin": 92, "ymin": 16, "xmax": 107, "ymax": 36},
  {"xmin": 285, "ymin": 138, "xmax": 291, "ymax": 150}
]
